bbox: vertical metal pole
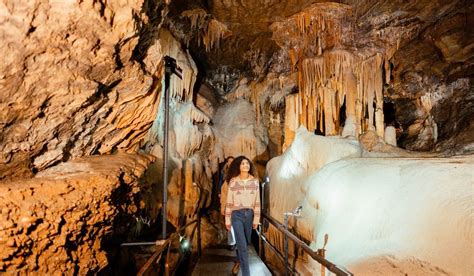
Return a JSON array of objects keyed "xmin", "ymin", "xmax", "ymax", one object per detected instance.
[
  {"xmin": 162, "ymin": 67, "xmax": 171, "ymax": 240},
  {"xmin": 259, "ymin": 180, "xmax": 266, "ymax": 259},
  {"xmin": 319, "ymin": 249, "xmax": 326, "ymax": 276},
  {"xmin": 284, "ymin": 214, "xmax": 289, "ymax": 276}
]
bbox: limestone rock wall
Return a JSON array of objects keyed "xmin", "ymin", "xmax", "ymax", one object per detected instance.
[
  {"xmin": 0, "ymin": 0, "xmax": 166, "ymax": 180},
  {"xmin": 0, "ymin": 153, "xmax": 155, "ymax": 274}
]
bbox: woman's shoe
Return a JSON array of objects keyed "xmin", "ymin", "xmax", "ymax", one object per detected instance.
[{"xmin": 231, "ymin": 262, "xmax": 240, "ymax": 275}]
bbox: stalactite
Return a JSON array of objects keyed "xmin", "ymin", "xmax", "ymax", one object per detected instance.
[
  {"xmin": 181, "ymin": 8, "xmax": 208, "ymax": 30},
  {"xmin": 202, "ymin": 19, "xmax": 232, "ymax": 52},
  {"xmin": 296, "ymin": 50, "xmax": 353, "ymax": 135},
  {"xmin": 182, "ymin": 9, "xmax": 231, "ymax": 51},
  {"xmin": 270, "ymin": 2, "xmax": 350, "ymax": 56},
  {"xmin": 181, "ymin": 8, "xmax": 208, "ymax": 47},
  {"xmin": 270, "ymin": 3, "xmax": 401, "ymax": 141},
  {"xmin": 288, "ymin": 49, "xmax": 386, "ymax": 139},
  {"xmin": 289, "ymin": 49, "xmax": 298, "ymax": 72},
  {"xmin": 355, "ymin": 53, "xmax": 384, "ymax": 137},
  {"xmin": 384, "ymin": 58, "xmax": 391, "ymax": 84}
]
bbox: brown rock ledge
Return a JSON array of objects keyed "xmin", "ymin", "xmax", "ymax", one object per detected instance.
[{"xmin": 0, "ymin": 152, "xmax": 155, "ymax": 274}]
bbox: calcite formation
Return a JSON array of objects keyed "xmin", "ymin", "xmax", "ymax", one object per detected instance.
[
  {"xmin": 0, "ymin": 153, "xmax": 154, "ymax": 274},
  {"xmin": 170, "ymin": 0, "xmax": 472, "ymax": 153},
  {"xmin": 265, "ymin": 128, "xmax": 474, "ymax": 275}
]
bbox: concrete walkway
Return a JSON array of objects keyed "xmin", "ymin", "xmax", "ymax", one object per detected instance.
[{"xmin": 192, "ymin": 244, "xmax": 272, "ymax": 276}]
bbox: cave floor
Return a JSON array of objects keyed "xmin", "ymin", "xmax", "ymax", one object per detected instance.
[{"xmin": 192, "ymin": 244, "xmax": 271, "ymax": 276}]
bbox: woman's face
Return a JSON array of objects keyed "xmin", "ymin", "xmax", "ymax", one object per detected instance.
[{"xmin": 240, "ymin": 159, "xmax": 250, "ymax": 174}]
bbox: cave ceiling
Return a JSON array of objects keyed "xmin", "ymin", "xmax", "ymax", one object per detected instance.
[{"xmin": 166, "ymin": 0, "xmax": 473, "ymax": 95}]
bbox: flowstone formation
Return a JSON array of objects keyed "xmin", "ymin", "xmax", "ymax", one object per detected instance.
[{"xmin": 265, "ymin": 128, "xmax": 473, "ymax": 275}]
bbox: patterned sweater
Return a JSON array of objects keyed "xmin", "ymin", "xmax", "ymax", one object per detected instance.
[{"xmin": 225, "ymin": 177, "xmax": 261, "ymax": 228}]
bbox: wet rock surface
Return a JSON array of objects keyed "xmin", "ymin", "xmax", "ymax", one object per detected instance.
[{"xmin": 0, "ymin": 153, "xmax": 154, "ymax": 274}]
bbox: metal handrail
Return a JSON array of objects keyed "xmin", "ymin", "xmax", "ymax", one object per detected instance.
[
  {"xmin": 261, "ymin": 213, "xmax": 353, "ymax": 276},
  {"xmin": 136, "ymin": 218, "xmax": 199, "ymax": 276},
  {"xmin": 256, "ymin": 228, "xmax": 298, "ymax": 275}
]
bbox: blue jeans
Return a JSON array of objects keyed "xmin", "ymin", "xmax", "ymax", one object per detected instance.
[{"xmin": 231, "ymin": 209, "xmax": 253, "ymax": 276}]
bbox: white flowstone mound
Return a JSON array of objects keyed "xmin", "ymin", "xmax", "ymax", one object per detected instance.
[{"xmin": 266, "ymin": 127, "xmax": 474, "ymax": 275}]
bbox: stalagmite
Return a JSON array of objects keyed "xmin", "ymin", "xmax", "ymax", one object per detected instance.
[
  {"xmin": 342, "ymin": 70, "xmax": 358, "ymax": 137},
  {"xmin": 384, "ymin": 126, "xmax": 397, "ymax": 146}
]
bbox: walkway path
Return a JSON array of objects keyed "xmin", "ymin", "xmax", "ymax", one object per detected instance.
[{"xmin": 192, "ymin": 244, "xmax": 272, "ymax": 276}]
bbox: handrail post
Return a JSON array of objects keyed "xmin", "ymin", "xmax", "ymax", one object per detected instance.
[
  {"xmin": 259, "ymin": 178, "xmax": 267, "ymax": 259},
  {"xmin": 262, "ymin": 213, "xmax": 352, "ymax": 276},
  {"xmin": 317, "ymin": 248, "xmax": 326, "ymax": 276},
  {"xmin": 284, "ymin": 214, "xmax": 289, "ymax": 276}
]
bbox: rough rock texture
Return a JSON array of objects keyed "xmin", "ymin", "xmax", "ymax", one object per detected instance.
[
  {"xmin": 0, "ymin": 0, "xmax": 472, "ymax": 273},
  {"xmin": 0, "ymin": 0, "xmax": 166, "ymax": 180},
  {"xmin": 0, "ymin": 153, "xmax": 154, "ymax": 274},
  {"xmin": 168, "ymin": 0, "xmax": 473, "ymax": 153}
]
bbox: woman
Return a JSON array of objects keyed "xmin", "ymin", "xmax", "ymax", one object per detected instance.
[{"xmin": 225, "ymin": 156, "xmax": 261, "ymax": 276}]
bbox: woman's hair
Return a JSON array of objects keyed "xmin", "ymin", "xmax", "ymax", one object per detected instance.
[{"xmin": 225, "ymin": 156, "xmax": 257, "ymax": 182}]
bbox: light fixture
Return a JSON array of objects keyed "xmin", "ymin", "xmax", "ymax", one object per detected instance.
[{"xmin": 179, "ymin": 234, "xmax": 191, "ymax": 251}]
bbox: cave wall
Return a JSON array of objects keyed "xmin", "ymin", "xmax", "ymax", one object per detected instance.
[
  {"xmin": 0, "ymin": 153, "xmax": 154, "ymax": 273},
  {"xmin": 390, "ymin": 7, "xmax": 474, "ymax": 152},
  {"xmin": 0, "ymin": 0, "xmax": 166, "ymax": 180},
  {"xmin": 0, "ymin": 0, "xmax": 223, "ymax": 273}
]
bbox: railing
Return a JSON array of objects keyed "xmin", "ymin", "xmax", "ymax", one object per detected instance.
[
  {"xmin": 131, "ymin": 217, "xmax": 200, "ymax": 276},
  {"xmin": 259, "ymin": 213, "xmax": 353, "ymax": 276}
]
